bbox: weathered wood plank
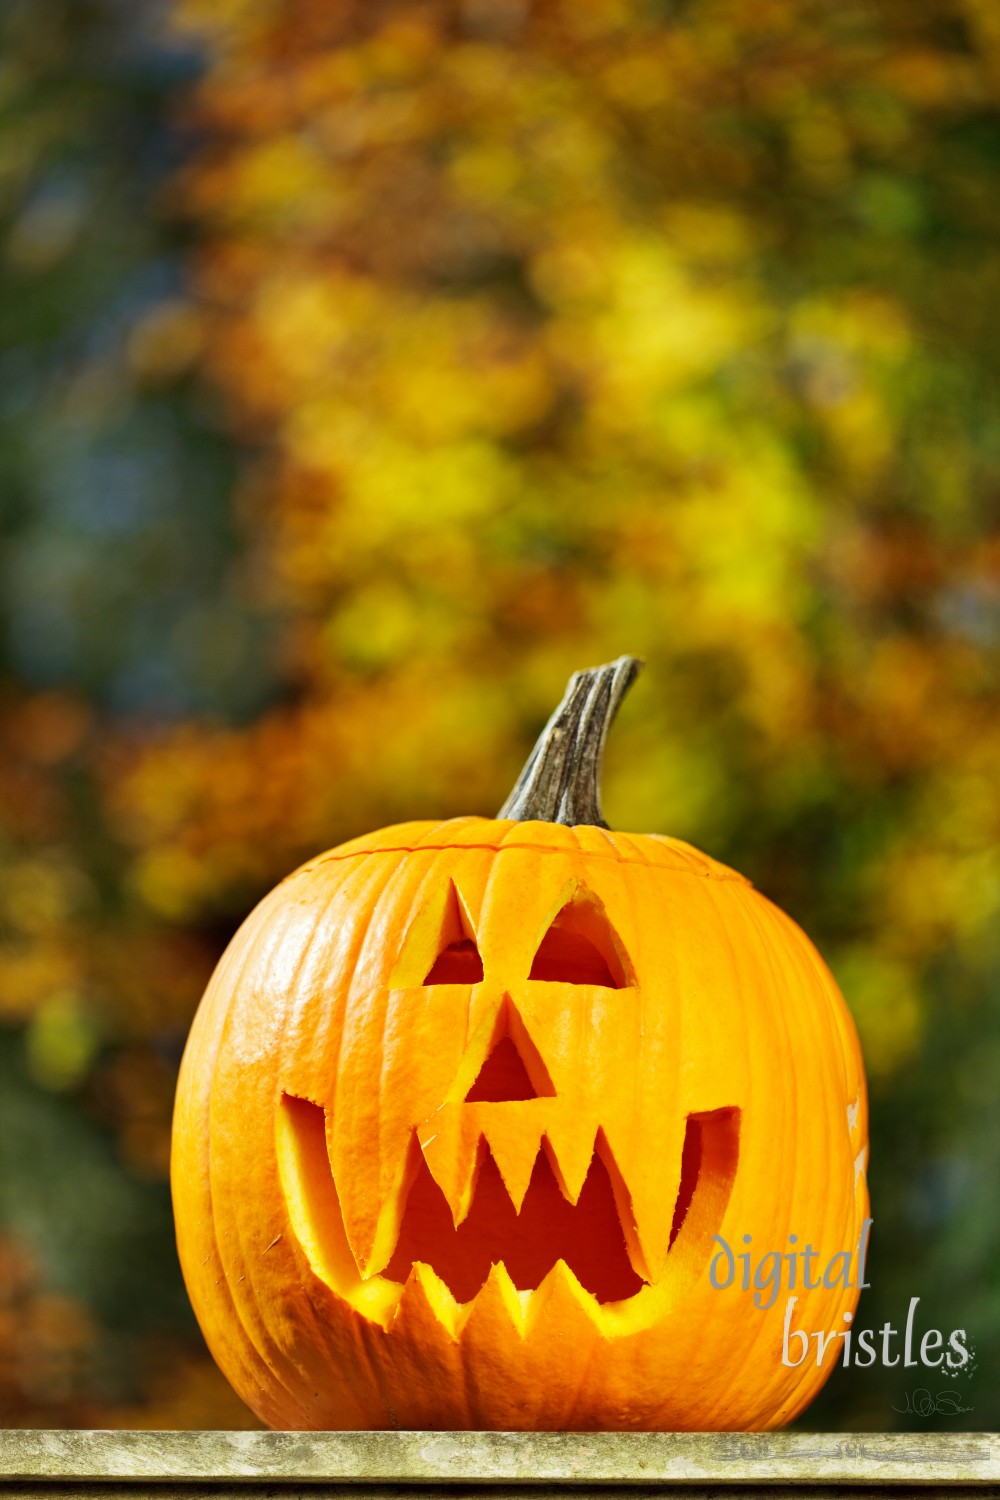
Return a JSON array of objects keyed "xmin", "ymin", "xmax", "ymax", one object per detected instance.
[
  {"xmin": 3, "ymin": 1488, "xmax": 997, "ymax": 1500},
  {"xmin": 0, "ymin": 1432, "xmax": 996, "ymax": 1487}
]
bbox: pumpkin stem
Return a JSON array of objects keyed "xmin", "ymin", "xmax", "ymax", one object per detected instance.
[{"xmin": 497, "ymin": 656, "xmax": 643, "ymax": 828}]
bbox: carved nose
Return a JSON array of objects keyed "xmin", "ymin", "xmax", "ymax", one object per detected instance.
[
  {"xmin": 465, "ymin": 1035, "xmax": 537, "ymax": 1102},
  {"xmin": 464, "ymin": 1004, "xmax": 556, "ymax": 1102}
]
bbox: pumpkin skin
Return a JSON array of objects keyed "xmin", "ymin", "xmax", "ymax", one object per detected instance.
[{"xmin": 172, "ymin": 810, "xmax": 869, "ymax": 1431}]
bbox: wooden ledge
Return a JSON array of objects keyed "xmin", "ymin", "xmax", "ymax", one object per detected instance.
[{"xmin": 0, "ymin": 1431, "xmax": 997, "ymax": 1491}]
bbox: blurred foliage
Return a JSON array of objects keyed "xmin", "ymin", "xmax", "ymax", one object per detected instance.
[
  {"xmin": 2, "ymin": 0, "xmax": 1000, "ymax": 1429},
  {"xmin": 0, "ymin": 0, "xmax": 259, "ymax": 1426}
]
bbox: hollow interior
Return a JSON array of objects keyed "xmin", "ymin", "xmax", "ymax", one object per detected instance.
[
  {"xmin": 424, "ymin": 938, "xmax": 484, "ymax": 984},
  {"xmin": 385, "ymin": 1142, "xmax": 644, "ymax": 1303}
]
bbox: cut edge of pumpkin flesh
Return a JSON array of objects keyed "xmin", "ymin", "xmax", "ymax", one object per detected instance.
[{"xmin": 275, "ymin": 1093, "xmax": 740, "ymax": 1339}]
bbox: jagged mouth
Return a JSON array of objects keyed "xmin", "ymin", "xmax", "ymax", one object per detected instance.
[
  {"xmin": 277, "ymin": 1095, "xmax": 740, "ymax": 1314},
  {"xmin": 386, "ymin": 1139, "xmax": 646, "ymax": 1302}
]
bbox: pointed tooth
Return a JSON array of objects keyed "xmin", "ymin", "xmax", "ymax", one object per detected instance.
[
  {"xmin": 455, "ymin": 1261, "xmax": 602, "ymax": 1428},
  {"xmin": 418, "ymin": 1099, "xmax": 556, "ymax": 1219},
  {"xmin": 326, "ymin": 1093, "xmax": 401, "ymax": 1276},
  {"xmin": 526, "ymin": 1258, "xmax": 601, "ymax": 1333},
  {"xmin": 542, "ymin": 1115, "xmax": 599, "ymax": 1205},
  {"xmin": 375, "ymin": 1266, "xmax": 472, "ymax": 1427},
  {"xmin": 476, "ymin": 1106, "xmax": 547, "ymax": 1213},
  {"xmin": 392, "ymin": 1260, "xmax": 461, "ymax": 1341},
  {"xmin": 329, "ymin": 1125, "xmax": 424, "ymax": 1278},
  {"xmin": 520, "ymin": 1263, "xmax": 614, "ymax": 1427},
  {"xmin": 447, "ymin": 1265, "xmax": 536, "ymax": 1426},
  {"xmin": 456, "ymin": 1260, "xmax": 526, "ymax": 1338},
  {"xmin": 416, "ymin": 1110, "xmax": 484, "ymax": 1227},
  {"xmin": 598, "ymin": 1116, "xmax": 685, "ymax": 1286}
]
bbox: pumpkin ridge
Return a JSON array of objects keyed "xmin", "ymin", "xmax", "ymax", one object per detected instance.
[
  {"xmin": 300, "ymin": 840, "xmax": 748, "ymax": 880},
  {"xmin": 206, "ymin": 907, "xmax": 321, "ymax": 1422},
  {"xmin": 173, "ymin": 914, "xmax": 283, "ymax": 1418}
]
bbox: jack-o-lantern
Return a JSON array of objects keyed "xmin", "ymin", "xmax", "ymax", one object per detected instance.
[{"xmin": 171, "ymin": 658, "xmax": 869, "ymax": 1430}]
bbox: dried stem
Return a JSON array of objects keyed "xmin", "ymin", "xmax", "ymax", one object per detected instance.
[{"xmin": 497, "ymin": 656, "xmax": 643, "ymax": 828}]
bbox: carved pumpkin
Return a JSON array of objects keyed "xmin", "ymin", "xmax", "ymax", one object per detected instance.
[{"xmin": 171, "ymin": 659, "xmax": 868, "ymax": 1430}]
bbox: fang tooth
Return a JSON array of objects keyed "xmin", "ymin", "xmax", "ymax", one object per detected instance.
[
  {"xmin": 419, "ymin": 1099, "xmax": 556, "ymax": 1217},
  {"xmin": 357, "ymin": 1132, "xmax": 424, "ymax": 1277},
  {"xmin": 598, "ymin": 1120, "xmax": 685, "ymax": 1286},
  {"xmin": 416, "ymin": 1111, "xmax": 484, "ymax": 1227},
  {"xmin": 541, "ymin": 1117, "xmax": 598, "ymax": 1204},
  {"xmin": 478, "ymin": 1115, "xmax": 545, "ymax": 1212},
  {"xmin": 456, "ymin": 1261, "xmax": 527, "ymax": 1336},
  {"xmin": 393, "ymin": 1261, "xmax": 460, "ymax": 1339}
]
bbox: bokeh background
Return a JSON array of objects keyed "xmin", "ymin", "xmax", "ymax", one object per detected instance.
[{"xmin": 1, "ymin": 0, "xmax": 999, "ymax": 1431}]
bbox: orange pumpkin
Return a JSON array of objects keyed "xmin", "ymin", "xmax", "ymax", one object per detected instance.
[{"xmin": 171, "ymin": 658, "xmax": 868, "ymax": 1430}]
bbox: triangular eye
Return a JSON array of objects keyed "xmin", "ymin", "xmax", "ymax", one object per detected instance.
[
  {"xmin": 529, "ymin": 889, "xmax": 633, "ymax": 988},
  {"xmin": 425, "ymin": 938, "xmax": 483, "ymax": 985},
  {"xmin": 390, "ymin": 879, "xmax": 483, "ymax": 987}
]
